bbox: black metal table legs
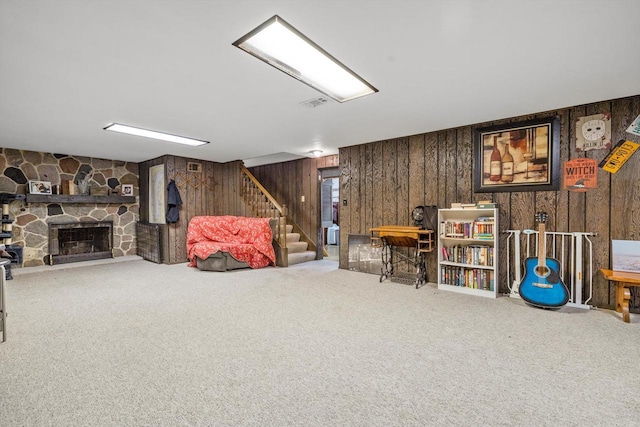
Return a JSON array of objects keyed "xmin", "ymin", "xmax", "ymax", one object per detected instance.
[{"xmin": 378, "ymin": 241, "xmax": 427, "ymax": 288}]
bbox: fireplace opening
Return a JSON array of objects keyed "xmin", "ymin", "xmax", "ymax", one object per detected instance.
[{"xmin": 48, "ymin": 221, "xmax": 113, "ymax": 265}]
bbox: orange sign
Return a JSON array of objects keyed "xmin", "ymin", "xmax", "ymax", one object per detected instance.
[{"xmin": 563, "ymin": 158, "xmax": 597, "ymax": 192}]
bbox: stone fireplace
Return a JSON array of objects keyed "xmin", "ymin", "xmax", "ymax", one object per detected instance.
[
  {"xmin": 0, "ymin": 148, "xmax": 139, "ymax": 267},
  {"xmin": 48, "ymin": 221, "xmax": 113, "ymax": 265}
]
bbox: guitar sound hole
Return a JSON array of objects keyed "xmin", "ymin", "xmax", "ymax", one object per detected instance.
[{"xmin": 534, "ymin": 266, "xmax": 550, "ymax": 277}]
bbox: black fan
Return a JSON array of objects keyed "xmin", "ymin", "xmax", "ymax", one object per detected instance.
[
  {"xmin": 412, "ymin": 206, "xmax": 425, "ymax": 228},
  {"xmin": 412, "ymin": 205, "xmax": 437, "ymax": 230}
]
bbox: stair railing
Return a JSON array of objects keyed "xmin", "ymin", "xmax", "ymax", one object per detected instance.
[{"xmin": 240, "ymin": 166, "xmax": 287, "ymax": 250}]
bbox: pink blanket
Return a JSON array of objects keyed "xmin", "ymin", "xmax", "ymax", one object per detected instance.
[{"xmin": 187, "ymin": 216, "xmax": 276, "ymax": 269}]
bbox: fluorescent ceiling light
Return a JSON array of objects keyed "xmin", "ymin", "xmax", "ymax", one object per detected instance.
[
  {"xmin": 103, "ymin": 123, "xmax": 209, "ymax": 147},
  {"xmin": 233, "ymin": 15, "xmax": 377, "ymax": 103}
]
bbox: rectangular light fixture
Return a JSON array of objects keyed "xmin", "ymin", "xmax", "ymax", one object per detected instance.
[
  {"xmin": 103, "ymin": 123, "xmax": 209, "ymax": 147},
  {"xmin": 233, "ymin": 15, "xmax": 378, "ymax": 103}
]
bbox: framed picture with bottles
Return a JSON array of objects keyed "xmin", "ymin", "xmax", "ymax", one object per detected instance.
[{"xmin": 473, "ymin": 116, "xmax": 560, "ymax": 193}]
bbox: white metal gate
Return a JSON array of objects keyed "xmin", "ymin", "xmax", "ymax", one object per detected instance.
[{"xmin": 505, "ymin": 229, "xmax": 597, "ymax": 309}]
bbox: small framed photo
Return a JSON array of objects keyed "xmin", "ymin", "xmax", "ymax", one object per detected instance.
[
  {"xmin": 28, "ymin": 180, "xmax": 52, "ymax": 195},
  {"xmin": 121, "ymin": 184, "xmax": 134, "ymax": 196}
]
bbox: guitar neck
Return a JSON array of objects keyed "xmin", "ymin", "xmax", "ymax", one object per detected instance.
[{"xmin": 537, "ymin": 222, "xmax": 546, "ymax": 265}]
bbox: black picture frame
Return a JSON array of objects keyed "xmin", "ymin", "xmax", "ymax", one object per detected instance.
[{"xmin": 474, "ymin": 116, "xmax": 560, "ymax": 193}]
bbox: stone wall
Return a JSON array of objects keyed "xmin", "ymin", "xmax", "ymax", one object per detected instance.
[{"xmin": 0, "ymin": 148, "xmax": 139, "ymax": 267}]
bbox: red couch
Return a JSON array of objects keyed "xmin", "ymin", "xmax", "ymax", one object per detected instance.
[{"xmin": 187, "ymin": 216, "xmax": 276, "ymax": 270}]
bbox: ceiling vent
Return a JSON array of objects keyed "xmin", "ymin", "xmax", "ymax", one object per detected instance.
[{"xmin": 300, "ymin": 96, "xmax": 332, "ymax": 108}]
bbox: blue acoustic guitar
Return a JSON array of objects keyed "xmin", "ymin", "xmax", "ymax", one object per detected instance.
[{"xmin": 519, "ymin": 212, "xmax": 570, "ymax": 308}]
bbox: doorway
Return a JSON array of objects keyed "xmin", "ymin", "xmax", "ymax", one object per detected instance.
[{"xmin": 320, "ymin": 168, "xmax": 340, "ymax": 261}]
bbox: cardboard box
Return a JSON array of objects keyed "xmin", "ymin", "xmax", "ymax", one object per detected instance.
[
  {"xmin": 61, "ymin": 180, "xmax": 75, "ymax": 195},
  {"xmin": 90, "ymin": 187, "xmax": 108, "ymax": 196}
]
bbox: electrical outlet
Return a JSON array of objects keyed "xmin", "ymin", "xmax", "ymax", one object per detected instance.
[
  {"xmin": 343, "ymin": 199, "xmax": 347, "ymax": 206},
  {"xmin": 301, "ymin": 195, "xmax": 305, "ymax": 202}
]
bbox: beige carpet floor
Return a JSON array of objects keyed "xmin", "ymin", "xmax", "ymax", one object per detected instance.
[{"xmin": 1, "ymin": 259, "xmax": 639, "ymax": 426}]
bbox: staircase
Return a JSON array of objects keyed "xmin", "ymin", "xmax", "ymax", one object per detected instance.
[
  {"xmin": 241, "ymin": 166, "xmax": 317, "ymax": 267},
  {"xmin": 279, "ymin": 219, "xmax": 317, "ymax": 266}
]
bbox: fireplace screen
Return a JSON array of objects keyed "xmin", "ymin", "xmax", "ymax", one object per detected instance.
[
  {"xmin": 348, "ymin": 234, "xmax": 382, "ymax": 275},
  {"xmin": 48, "ymin": 221, "xmax": 113, "ymax": 265}
]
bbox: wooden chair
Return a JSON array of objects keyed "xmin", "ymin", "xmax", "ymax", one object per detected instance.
[{"xmin": 601, "ymin": 269, "xmax": 640, "ymax": 323}]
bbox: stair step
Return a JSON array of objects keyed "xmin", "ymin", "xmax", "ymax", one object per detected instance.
[
  {"xmin": 272, "ymin": 227, "xmax": 294, "ymax": 240},
  {"xmin": 285, "ymin": 232, "xmax": 300, "ymax": 244},
  {"xmin": 268, "ymin": 220, "xmax": 292, "ymax": 239},
  {"xmin": 287, "ymin": 241, "xmax": 309, "ymax": 253},
  {"xmin": 288, "ymin": 250, "xmax": 316, "ymax": 266}
]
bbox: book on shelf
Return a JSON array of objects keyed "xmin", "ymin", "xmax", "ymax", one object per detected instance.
[
  {"xmin": 443, "ymin": 244, "xmax": 493, "ymax": 266},
  {"xmin": 441, "ymin": 221, "xmax": 474, "ymax": 238},
  {"xmin": 441, "ymin": 219, "xmax": 497, "ymax": 239},
  {"xmin": 472, "ymin": 220, "xmax": 494, "ymax": 239},
  {"xmin": 473, "ymin": 235, "xmax": 494, "ymax": 240},
  {"xmin": 440, "ymin": 265, "xmax": 494, "ymax": 291},
  {"xmin": 446, "ymin": 233, "xmax": 466, "ymax": 238},
  {"xmin": 476, "ymin": 200, "xmax": 496, "ymax": 209},
  {"xmin": 451, "ymin": 202, "xmax": 478, "ymax": 209}
]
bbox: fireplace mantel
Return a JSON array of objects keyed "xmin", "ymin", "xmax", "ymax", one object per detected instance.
[{"xmin": 25, "ymin": 194, "xmax": 136, "ymax": 204}]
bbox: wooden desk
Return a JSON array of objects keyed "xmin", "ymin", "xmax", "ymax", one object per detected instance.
[
  {"xmin": 370, "ymin": 226, "xmax": 434, "ymax": 288},
  {"xmin": 600, "ymin": 269, "xmax": 640, "ymax": 323}
]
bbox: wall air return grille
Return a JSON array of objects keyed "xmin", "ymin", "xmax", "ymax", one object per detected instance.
[{"xmin": 187, "ymin": 162, "xmax": 202, "ymax": 173}]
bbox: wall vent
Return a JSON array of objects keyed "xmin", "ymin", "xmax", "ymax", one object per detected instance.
[{"xmin": 187, "ymin": 162, "xmax": 202, "ymax": 173}]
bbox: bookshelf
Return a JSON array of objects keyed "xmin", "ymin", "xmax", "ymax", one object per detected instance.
[{"xmin": 437, "ymin": 208, "xmax": 498, "ymax": 298}]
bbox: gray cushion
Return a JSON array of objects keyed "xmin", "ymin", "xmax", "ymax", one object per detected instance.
[{"xmin": 196, "ymin": 251, "xmax": 250, "ymax": 271}]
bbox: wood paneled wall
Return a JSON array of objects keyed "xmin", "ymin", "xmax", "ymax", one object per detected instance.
[
  {"xmin": 134, "ymin": 96, "xmax": 638, "ymax": 309},
  {"xmin": 249, "ymin": 155, "xmax": 339, "ymax": 248},
  {"xmin": 339, "ymin": 95, "xmax": 640, "ymax": 309},
  {"xmin": 139, "ymin": 156, "xmax": 250, "ymax": 264},
  {"xmin": 139, "ymin": 153, "xmax": 339, "ymax": 264}
]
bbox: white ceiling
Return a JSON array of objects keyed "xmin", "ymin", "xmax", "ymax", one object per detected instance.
[{"xmin": 1, "ymin": 0, "xmax": 639, "ymax": 167}]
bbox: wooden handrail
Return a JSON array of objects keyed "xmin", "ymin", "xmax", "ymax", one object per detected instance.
[
  {"xmin": 240, "ymin": 165, "xmax": 287, "ymax": 252},
  {"xmin": 241, "ymin": 166, "xmax": 284, "ymax": 215}
]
